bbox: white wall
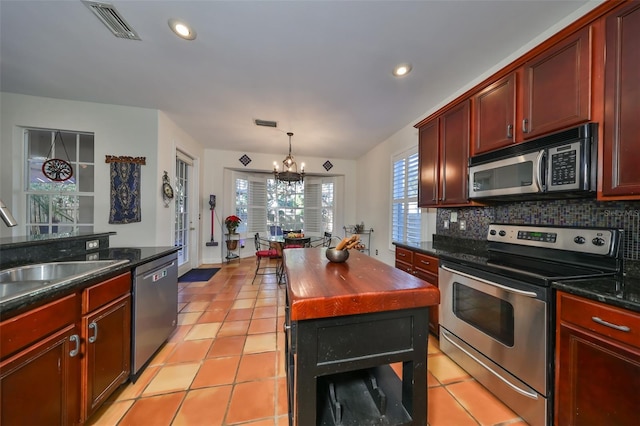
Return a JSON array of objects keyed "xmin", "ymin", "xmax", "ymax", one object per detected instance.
[
  {"xmin": 0, "ymin": 93, "xmax": 209, "ymax": 253},
  {"xmin": 158, "ymin": 111, "xmax": 205, "ymax": 264},
  {"xmin": 356, "ymin": 125, "xmax": 437, "ymax": 266},
  {"xmin": 1, "ymin": 93, "xmax": 160, "ymax": 246}
]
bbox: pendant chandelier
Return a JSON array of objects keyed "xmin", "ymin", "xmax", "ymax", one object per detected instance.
[{"xmin": 273, "ymin": 132, "xmax": 305, "ymax": 184}]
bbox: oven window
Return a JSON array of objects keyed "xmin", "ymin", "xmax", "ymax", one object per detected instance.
[{"xmin": 453, "ymin": 282, "xmax": 514, "ymax": 347}]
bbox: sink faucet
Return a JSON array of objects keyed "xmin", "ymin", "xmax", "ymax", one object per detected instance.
[{"xmin": 0, "ymin": 199, "xmax": 18, "ymax": 227}]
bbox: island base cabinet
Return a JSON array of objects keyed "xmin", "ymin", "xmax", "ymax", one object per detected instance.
[
  {"xmin": 0, "ymin": 324, "xmax": 81, "ymax": 426},
  {"xmin": 288, "ymin": 308, "xmax": 428, "ymax": 426}
]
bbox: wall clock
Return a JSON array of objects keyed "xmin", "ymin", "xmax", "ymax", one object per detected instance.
[{"xmin": 162, "ymin": 171, "xmax": 174, "ymax": 207}]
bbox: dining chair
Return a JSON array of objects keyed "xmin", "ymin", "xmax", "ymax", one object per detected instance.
[
  {"xmin": 252, "ymin": 233, "xmax": 282, "ymax": 285},
  {"xmin": 284, "ymin": 236, "xmax": 311, "ymax": 249},
  {"xmin": 311, "ymin": 232, "xmax": 332, "ymax": 248}
]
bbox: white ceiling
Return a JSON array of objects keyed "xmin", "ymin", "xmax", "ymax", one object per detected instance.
[{"xmin": 0, "ymin": 0, "xmax": 599, "ymax": 160}]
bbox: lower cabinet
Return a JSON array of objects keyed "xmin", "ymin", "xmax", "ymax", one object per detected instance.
[
  {"xmin": 0, "ymin": 294, "xmax": 82, "ymax": 425},
  {"xmin": 555, "ymin": 291, "xmax": 640, "ymax": 425},
  {"xmin": 0, "ymin": 272, "xmax": 132, "ymax": 425},
  {"xmin": 81, "ymin": 273, "xmax": 131, "ymax": 422},
  {"xmin": 395, "ymin": 247, "xmax": 439, "ymax": 336}
]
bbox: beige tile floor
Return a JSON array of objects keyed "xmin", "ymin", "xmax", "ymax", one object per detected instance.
[{"xmin": 89, "ymin": 256, "xmax": 528, "ymax": 426}]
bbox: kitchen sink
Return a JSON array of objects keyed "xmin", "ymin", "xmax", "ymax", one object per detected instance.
[{"xmin": 0, "ymin": 260, "xmax": 130, "ymax": 303}]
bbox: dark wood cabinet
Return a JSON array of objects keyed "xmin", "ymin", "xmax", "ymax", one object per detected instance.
[
  {"xmin": 0, "ymin": 272, "xmax": 132, "ymax": 425},
  {"xmin": 394, "ymin": 247, "xmax": 439, "ymax": 337},
  {"xmin": 418, "ymin": 100, "xmax": 469, "ymax": 207},
  {"xmin": 601, "ymin": 2, "xmax": 640, "ymax": 198},
  {"xmin": 418, "ymin": 118, "xmax": 439, "ymax": 206},
  {"xmin": 0, "ymin": 294, "xmax": 81, "ymax": 426},
  {"xmin": 555, "ymin": 291, "xmax": 640, "ymax": 425},
  {"xmin": 521, "ymin": 26, "xmax": 592, "ymax": 140},
  {"xmin": 472, "ymin": 72, "xmax": 517, "ymax": 155},
  {"xmin": 81, "ymin": 273, "xmax": 131, "ymax": 422}
]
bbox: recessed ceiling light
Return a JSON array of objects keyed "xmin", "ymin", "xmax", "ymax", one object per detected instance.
[
  {"xmin": 168, "ymin": 18, "xmax": 196, "ymax": 40},
  {"xmin": 393, "ymin": 63, "xmax": 412, "ymax": 77}
]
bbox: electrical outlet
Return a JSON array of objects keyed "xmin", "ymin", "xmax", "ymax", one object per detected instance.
[
  {"xmin": 85, "ymin": 240, "xmax": 99, "ymax": 250},
  {"xmin": 450, "ymin": 212, "xmax": 458, "ymax": 223},
  {"xmin": 459, "ymin": 220, "xmax": 467, "ymax": 231},
  {"xmin": 444, "ymin": 220, "xmax": 449, "ymax": 229},
  {"xmin": 375, "ymin": 249, "xmax": 378, "ymax": 255},
  {"xmin": 85, "ymin": 253, "xmax": 99, "ymax": 261}
]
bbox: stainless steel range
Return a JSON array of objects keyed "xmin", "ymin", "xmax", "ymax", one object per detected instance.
[{"xmin": 438, "ymin": 223, "xmax": 623, "ymax": 426}]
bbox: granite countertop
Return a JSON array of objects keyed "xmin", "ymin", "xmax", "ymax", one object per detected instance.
[
  {"xmin": 552, "ymin": 276, "xmax": 640, "ymax": 313},
  {"xmin": 0, "ymin": 246, "xmax": 179, "ymax": 319},
  {"xmin": 393, "ymin": 239, "xmax": 640, "ymax": 314}
]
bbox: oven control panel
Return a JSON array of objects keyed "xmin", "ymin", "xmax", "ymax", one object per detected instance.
[{"xmin": 487, "ymin": 224, "xmax": 618, "ymax": 255}]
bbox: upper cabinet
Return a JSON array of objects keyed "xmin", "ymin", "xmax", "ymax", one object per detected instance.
[
  {"xmin": 472, "ymin": 73, "xmax": 517, "ymax": 155},
  {"xmin": 520, "ymin": 26, "xmax": 592, "ymax": 139},
  {"xmin": 601, "ymin": 2, "xmax": 640, "ymax": 198},
  {"xmin": 418, "ymin": 100, "xmax": 470, "ymax": 207},
  {"xmin": 472, "ymin": 27, "xmax": 592, "ymax": 155}
]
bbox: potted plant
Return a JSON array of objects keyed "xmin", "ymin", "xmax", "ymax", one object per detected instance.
[{"xmin": 224, "ymin": 215, "xmax": 242, "ymax": 250}]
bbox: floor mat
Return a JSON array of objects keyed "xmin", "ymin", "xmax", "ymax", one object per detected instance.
[{"xmin": 178, "ymin": 268, "xmax": 220, "ymax": 282}]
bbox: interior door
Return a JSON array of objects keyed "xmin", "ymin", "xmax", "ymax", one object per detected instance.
[{"xmin": 175, "ymin": 151, "xmax": 198, "ymax": 275}]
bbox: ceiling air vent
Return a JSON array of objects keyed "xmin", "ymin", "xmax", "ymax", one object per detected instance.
[
  {"xmin": 82, "ymin": 1, "xmax": 141, "ymax": 40},
  {"xmin": 254, "ymin": 119, "xmax": 278, "ymax": 128}
]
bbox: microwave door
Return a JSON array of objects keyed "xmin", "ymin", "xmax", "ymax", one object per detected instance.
[{"xmin": 469, "ymin": 150, "xmax": 544, "ymax": 198}]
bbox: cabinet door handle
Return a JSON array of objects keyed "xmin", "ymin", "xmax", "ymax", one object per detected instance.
[
  {"xmin": 591, "ymin": 316, "xmax": 631, "ymax": 332},
  {"xmin": 522, "ymin": 119, "xmax": 529, "ymax": 133},
  {"xmin": 69, "ymin": 334, "xmax": 80, "ymax": 357},
  {"xmin": 398, "ymin": 252, "xmax": 406, "ymax": 257},
  {"xmin": 420, "ymin": 260, "xmax": 430, "ymax": 265},
  {"xmin": 88, "ymin": 321, "xmax": 99, "ymax": 343},
  {"xmin": 507, "ymin": 124, "xmax": 513, "ymax": 139}
]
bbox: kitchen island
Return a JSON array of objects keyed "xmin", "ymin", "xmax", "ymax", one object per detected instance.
[{"xmin": 283, "ymin": 247, "xmax": 439, "ymax": 425}]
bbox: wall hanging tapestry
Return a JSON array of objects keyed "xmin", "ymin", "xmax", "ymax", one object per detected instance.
[{"xmin": 106, "ymin": 155, "xmax": 146, "ymax": 224}]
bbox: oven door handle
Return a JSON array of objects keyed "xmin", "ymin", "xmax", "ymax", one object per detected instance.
[
  {"xmin": 441, "ymin": 265, "xmax": 539, "ymax": 298},
  {"xmin": 440, "ymin": 329, "xmax": 539, "ymax": 400}
]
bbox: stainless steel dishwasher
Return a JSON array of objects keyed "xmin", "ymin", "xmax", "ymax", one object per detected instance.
[{"xmin": 131, "ymin": 252, "xmax": 178, "ymax": 380}]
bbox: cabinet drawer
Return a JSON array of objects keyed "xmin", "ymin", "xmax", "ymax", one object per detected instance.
[
  {"xmin": 414, "ymin": 269, "xmax": 438, "ymax": 286},
  {"xmin": 413, "ymin": 253, "xmax": 438, "ymax": 275},
  {"xmin": 83, "ymin": 272, "xmax": 131, "ymax": 314},
  {"xmin": 395, "ymin": 260, "xmax": 412, "ymax": 274},
  {"xmin": 0, "ymin": 293, "xmax": 78, "ymax": 359},
  {"xmin": 395, "ymin": 247, "xmax": 414, "ymax": 264},
  {"xmin": 558, "ymin": 292, "xmax": 640, "ymax": 349}
]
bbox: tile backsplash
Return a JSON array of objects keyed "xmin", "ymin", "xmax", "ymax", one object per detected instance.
[{"xmin": 436, "ymin": 199, "xmax": 640, "ymax": 260}]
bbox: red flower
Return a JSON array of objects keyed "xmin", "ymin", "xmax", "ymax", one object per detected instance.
[{"xmin": 225, "ymin": 215, "xmax": 242, "ymax": 227}]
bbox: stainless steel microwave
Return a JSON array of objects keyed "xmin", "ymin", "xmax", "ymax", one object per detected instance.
[{"xmin": 468, "ymin": 124, "xmax": 597, "ymax": 200}]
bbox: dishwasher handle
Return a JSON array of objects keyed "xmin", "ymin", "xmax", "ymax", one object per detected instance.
[{"xmin": 140, "ymin": 260, "xmax": 176, "ymax": 281}]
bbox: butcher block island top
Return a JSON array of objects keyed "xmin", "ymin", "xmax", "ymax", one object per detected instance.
[{"xmin": 283, "ymin": 247, "xmax": 440, "ymax": 321}]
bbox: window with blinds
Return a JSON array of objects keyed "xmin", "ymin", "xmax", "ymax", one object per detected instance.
[
  {"xmin": 233, "ymin": 172, "xmax": 335, "ymax": 235},
  {"xmin": 392, "ymin": 148, "xmax": 421, "ymax": 243}
]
